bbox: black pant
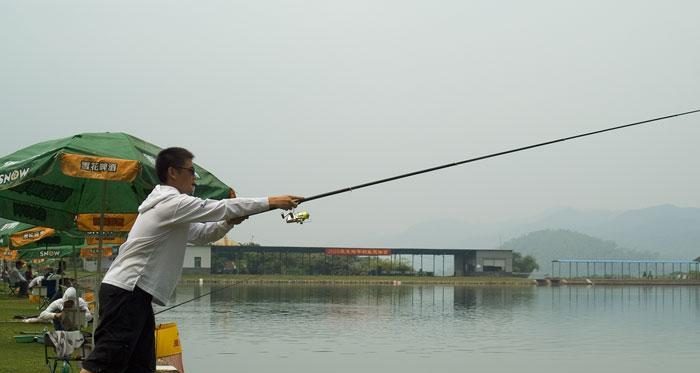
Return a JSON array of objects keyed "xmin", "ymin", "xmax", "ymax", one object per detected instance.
[
  {"xmin": 82, "ymin": 283, "xmax": 155, "ymax": 373},
  {"xmin": 13, "ymin": 281, "xmax": 28, "ymax": 296}
]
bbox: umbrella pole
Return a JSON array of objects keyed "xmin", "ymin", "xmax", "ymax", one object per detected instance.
[
  {"xmin": 94, "ymin": 180, "xmax": 107, "ymax": 331},
  {"xmin": 72, "ymin": 245, "xmax": 77, "ymax": 290}
]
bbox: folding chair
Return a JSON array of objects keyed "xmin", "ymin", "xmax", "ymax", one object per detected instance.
[
  {"xmin": 3, "ymin": 276, "xmax": 17, "ymax": 296},
  {"xmin": 43, "ymin": 308, "xmax": 92, "ymax": 373},
  {"xmin": 43, "ymin": 332, "xmax": 91, "ymax": 373}
]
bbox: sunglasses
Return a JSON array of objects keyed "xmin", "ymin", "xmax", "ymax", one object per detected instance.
[{"xmin": 174, "ymin": 166, "xmax": 196, "ymax": 176}]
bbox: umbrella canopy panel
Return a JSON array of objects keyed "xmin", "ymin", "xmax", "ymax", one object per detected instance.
[
  {"xmin": 0, "ymin": 221, "xmax": 84, "ymax": 249},
  {"xmin": 17, "ymin": 245, "xmax": 81, "ymax": 260},
  {"xmin": 0, "ymin": 133, "xmax": 234, "ymax": 233}
]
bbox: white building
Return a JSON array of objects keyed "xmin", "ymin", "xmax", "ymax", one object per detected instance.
[{"xmin": 182, "ymin": 235, "xmax": 239, "ymax": 274}]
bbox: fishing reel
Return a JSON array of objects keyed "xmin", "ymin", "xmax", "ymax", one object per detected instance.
[{"xmin": 281, "ymin": 209, "xmax": 310, "ymax": 224}]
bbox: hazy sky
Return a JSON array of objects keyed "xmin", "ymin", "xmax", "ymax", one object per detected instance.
[{"xmin": 2, "ymin": 1, "xmax": 699, "ymax": 247}]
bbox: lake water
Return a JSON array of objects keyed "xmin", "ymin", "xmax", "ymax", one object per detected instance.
[{"xmin": 154, "ymin": 284, "xmax": 700, "ymax": 373}]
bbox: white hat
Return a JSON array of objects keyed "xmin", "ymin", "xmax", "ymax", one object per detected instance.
[{"xmin": 62, "ymin": 287, "xmax": 77, "ymax": 302}]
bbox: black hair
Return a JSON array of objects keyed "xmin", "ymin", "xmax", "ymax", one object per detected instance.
[{"xmin": 156, "ymin": 147, "xmax": 194, "ymax": 183}]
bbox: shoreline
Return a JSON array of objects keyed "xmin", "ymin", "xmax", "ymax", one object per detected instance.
[{"xmin": 179, "ymin": 274, "xmax": 700, "ymax": 286}]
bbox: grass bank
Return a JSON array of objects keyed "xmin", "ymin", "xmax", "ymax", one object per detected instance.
[{"xmin": 0, "ymin": 290, "xmax": 51, "ymax": 373}]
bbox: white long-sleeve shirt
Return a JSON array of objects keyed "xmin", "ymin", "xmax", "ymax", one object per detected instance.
[{"xmin": 102, "ymin": 185, "xmax": 269, "ymax": 305}]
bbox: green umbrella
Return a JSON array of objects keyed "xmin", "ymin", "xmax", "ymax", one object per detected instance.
[
  {"xmin": 17, "ymin": 245, "xmax": 80, "ymax": 260},
  {"xmin": 0, "ymin": 132, "xmax": 233, "ymax": 233},
  {"xmin": 0, "ymin": 221, "xmax": 84, "ymax": 280},
  {"xmin": 0, "ymin": 133, "xmax": 235, "ymax": 326},
  {"xmin": 0, "ymin": 221, "xmax": 84, "ymax": 250}
]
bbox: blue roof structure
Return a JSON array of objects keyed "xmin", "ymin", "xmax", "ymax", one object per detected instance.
[
  {"xmin": 553, "ymin": 259, "xmax": 698, "ymax": 264},
  {"xmin": 550, "ymin": 258, "xmax": 700, "ymax": 279}
]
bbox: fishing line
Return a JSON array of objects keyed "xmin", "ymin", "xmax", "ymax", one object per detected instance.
[
  {"xmin": 299, "ymin": 108, "xmax": 700, "ymax": 203},
  {"xmin": 154, "ymin": 280, "xmax": 248, "ymax": 315}
]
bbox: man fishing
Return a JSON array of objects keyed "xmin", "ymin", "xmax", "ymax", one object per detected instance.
[{"xmin": 81, "ymin": 147, "xmax": 301, "ymax": 373}]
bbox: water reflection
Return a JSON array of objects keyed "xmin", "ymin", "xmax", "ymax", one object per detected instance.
[
  {"xmin": 155, "ymin": 285, "xmax": 700, "ymax": 373},
  {"xmin": 549, "ymin": 285, "xmax": 700, "ymax": 313},
  {"xmin": 203, "ymin": 284, "xmax": 537, "ymax": 313},
  {"xmin": 165, "ymin": 284, "xmax": 700, "ymax": 320},
  {"xmin": 453, "ymin": 286, "xmax": 536, "ymax": 310}
]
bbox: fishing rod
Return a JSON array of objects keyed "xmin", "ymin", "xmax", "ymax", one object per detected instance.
[
  {"xmin": 297, "ymin": 108, "xmax": 700, "ymax": 204},
  {"xmin": 159, "ymin": 108, "xmax": 699, "ymax": 314},
  {"xmin": 154, "ymin": 280, "xmax": 248, "ymax": 316}
]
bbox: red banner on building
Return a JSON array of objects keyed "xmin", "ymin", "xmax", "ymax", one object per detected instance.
[{"xmin": 325, "ymin": 248, "xmax": 391, "ymax": 256}]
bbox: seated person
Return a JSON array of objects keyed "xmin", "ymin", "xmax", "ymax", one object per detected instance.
[
  {"xmin": 24, "ymin": 264, "xmax": 34, "ymax": 281},
  {"xmin": 8, "ymin": 261, "xmax": 28, "ymax": 296},
  {"xmin": 39, "ymin": 287, "xmax": 92, "ymax": 331}
]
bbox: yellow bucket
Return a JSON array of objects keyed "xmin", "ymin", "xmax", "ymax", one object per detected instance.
[
  {"xmin": 28, "ymin": 294, "xmax": 41, "ymax": 304},
  {"xmin": 155, "ymin": 323, "xmax": 182, "ymax": 358},
  {"xmin": 84, "ymin": 292, "xmax": 95, "ymax": 303}
]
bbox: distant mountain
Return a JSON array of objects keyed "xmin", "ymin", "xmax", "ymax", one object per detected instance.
[
  {"xmin": 513, "ymin": 205, "xmax": 700, "ymax": 258},
  {"xmin": 587, "ymin": 205, "xmax": 700, "ymax": 258},
  {"xmin": 500, "ymin": 229, "xmax": 658, "ymax": 274},
  {"xmin": 379, "ymin": 204, "xmax": 700, "ymax": 259}
]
